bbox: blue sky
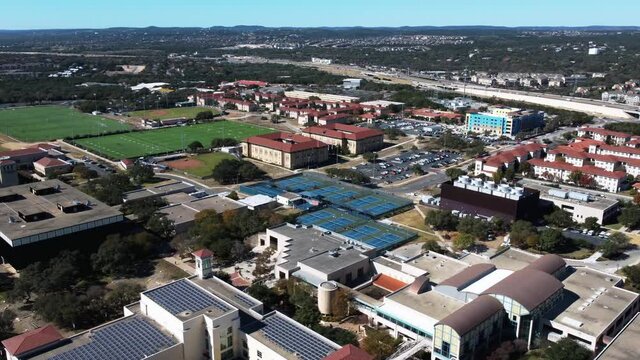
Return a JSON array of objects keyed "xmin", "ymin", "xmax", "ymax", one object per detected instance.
[{"xmin": 2, "ymin": 0, "xmax": 639, "ymax": 30}]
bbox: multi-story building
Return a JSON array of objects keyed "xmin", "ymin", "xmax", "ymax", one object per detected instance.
[
  {"xmin": 301, "ymin": 124, "xmax": 384, "ymax": 155},
  {"xmin": 439, "ymin": 177, "xmax": 541, "ymax": 221},
  {"xmin": 528, "ymin": 159, "xmax": 627, "ymax": 193},
  {"xmin": 2, "ymin": 250, "xmax": 346, "ymax": 360},
  {"xmin": 465, "ymin": 106, "xmax": 544, "ymax": 138},
  {"xmin": 0, "ymin": 159, "xmax": 18, "ymax": 188},
  {"xmin": 474, "ymin": 142, "xmax": 545, "ymax": 176},
  {"xmin": 242, "ymin": 132, "xmax": 329, "ymax": 169},
  {"xmin": 347, "ymin": 247, "xmax": 639, "ymax": 360},
  {"xmin": 576, "ymin": 127, "xmax": 631, "ymax": 145}
]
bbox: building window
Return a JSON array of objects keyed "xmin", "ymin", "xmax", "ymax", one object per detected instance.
[{"xmin": 257, "ymin": 350, "xmax": 263, "ymax": 358}]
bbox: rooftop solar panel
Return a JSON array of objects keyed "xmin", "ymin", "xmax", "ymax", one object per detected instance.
[
  {"xmin": 49, "ymin": 316, "xmax": 176, "ymax": 360},
  {"xmin": 260, "ymin": 313, "xmax": 337, "ymax": 360},
  {"xmin": 144, "ymin": 279, "xmax": 231, "ymax": 316}
]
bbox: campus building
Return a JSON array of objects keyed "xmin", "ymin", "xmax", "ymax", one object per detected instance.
[
  {"xmin": 242, "ymin": 132, "xmax": 329, "ymax": 169},
  {"xmin": 3, "ymin": 251, "xmax": 347, "ymax": 360},
  {"xmin": 465, "ymin": 106, "xmax": 544, "ymax": 138},
  {"xmin": 0, "ymin": 159, "xmax": 19, "ymax": 188},
  {"xmin": 524, "ymin": 182, "xmax": 620, "ymax": 225},
  {"xmin": 342, "ymin": 246, "xmax": 639, "ymax": 360},
  {"xmin": 302, "ymin": 124, "xmax": 384, "ymax": 155},
  {"xmin": 439, "ymin": 176, "xmax": 540, "ymax": 221},
  {"xmin": 474, "ymin": 142, "xmax": 545, "ymax": 177},
  {"xmin": 0, "ymin": 180, "xmax": 123, "ymax": 248}
]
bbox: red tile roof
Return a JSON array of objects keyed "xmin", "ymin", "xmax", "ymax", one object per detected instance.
[
  {"xmin": 528, "ymin": 159, "xmax": 627, "ymax": 179},
  {"xmin": 0, "ymin": 147, "xmax": 46, "ymax": 158},
  {"xmin": 599, "ymin": 144, "xmax": 640, "ymax": 156},
  {"xmin": 192, "ymin": 248, "xmax": 213, "ymax": 258},
  {"xmin": 34, "ymin": 157, "xmax": 68, "ymax": 167},
  {"xmin": 481, "ymin": 143, "xmax": 544, "ymax": 167},
  {"xmin": 578, "ymin": 127, "xmax": 631, "ymax": 139},
  {"xmin": 373, "ymin": 274, "xmax": 407, "ymax": 292},
  {"xmin": 246, "ymin": 132, "xmax": 328, "ymax": 153},
  {"xmin": 324, "ymin": 345, "xmax": 373, "ymax": 360},
  {"xmin": 236, "ymin": 80, "xmax": 268, "ymax": 87},
  {"xmin": 302, "ymin": 124, "xmax": 383, "ymax": 141},
  {"xmin": 2, "ymin": 325, "xmax": 63, "ymax": 356}
]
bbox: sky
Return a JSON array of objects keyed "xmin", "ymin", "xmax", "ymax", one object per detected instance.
[{"xmin": 2, "ymin": 0, "xmax": 640, "ymax": 30}]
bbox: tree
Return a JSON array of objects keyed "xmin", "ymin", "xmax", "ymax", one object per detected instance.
[
  {"xmin": 411, "ymin": 164, "xmax": 426, "ymax": 176},
  {"xmin": 72, "ymin": 164, "xmax": 98, "ymax": 180},
  {"xmin": 312, "ymin": 325, "xmax": 358, "ymax": 346},
  {"xmin": 293, "ymin": 295, "xmax": 321, "ymax": 327},
  {"xmin": 544, "ymin": 208, "xmax": 574, "ymax": 228},
  {"xmin": 544, "ymin": 338, "xmax": 591, "ymax": 360},
  {"xmin": 422, "ymin": 239, "xmax": 444, "ymax": 253},
  {"xmin": 187, "ymin": 140, "xmax": 204, "ymax": 153},
  {"xmin": 621, "ymin": 264, "xmax": 640, "ymax": 292},
  {"xmin": 0, "ymin": 309, "xmax": 16, "ymax": 340},
  {"xmin": 538, "ymin": 228, "xmax": 565, "ymax": 252},
  {"xmin": 247, "ymin": 283, "xmax": 283, "ymax": 311},
  {"xmin": 128, "ymin": 163, "xmax": 154, "ymax": 185},
  {"xmin": 253, "ymin": 247, "xmax": 275, "ymax": 280},
  {"xmin": 599, "ymin": 232, "xmax": 630, "ymax": 259},
  {"xmin": 227, "ymin": 191, "xmax": 239, "ymax": 200},
  {"xmin": 457, "ymin": 217, "xmax": 490, "ymax": 241},
  {"xmin": 445, "ymin": 168, "xmax": 466, "ymax": 180},
  {"xmin": 105, "ymin": 282, "xmax": 144, "ymax": 316},
  {"xmin": 486, "ymin": 340, "xmax": 528, "ymax": 360},
  {"xmin": 362, "ymin": 152, "xmax": 378, "ymax": 163},
  {"xmin": 82, "ymin": 172, "xmax": 135, "ymax": 206},
  {"xmin": 583, "ymin": 217, "xmax": 600, "ymax": 231},
  {"xmin": 425, "ymin": 210, "xmax": 459, "ymax": 231},
  {"xmin": 453, "ymin": 233, "xmax": 475, "ymax": 251},
  {"xmin": 121, "ymin": 197, "xmax": 166, "ymax": 223},
  {"xmin": 91, "ymin": 235, "xmax": 138, "ymax": 277},
  {"xmin": 362, "ymin": 328, "xmax": 401, "ymax": 360},
  {"xmin": 146, "ymin": 213, "xmax": 175, "ymax": 240},
  {"xmin": 510, "ymin": 220, "xmax": 538, "ymax": 248},
  {"xmin": 325, "ymin": 168, "xmax": 370, "ymax": 185},
  {"xmin": 569, "ymin": 170, "xmax": 583, "ymax": 185},
  {"xmin": 212, "ymin": 159, "xmax": 265, "ymax": 184},
  {"xmin": 520, "ymin": 162, "xmax": 533, "ymax": 178},
  {"xmin": 619, "ymin": 205, "xmax": 640, "ymax": 229},
  {"xmin": 195, "ymin": 110, "xmax": 214, "ymax": 120}
]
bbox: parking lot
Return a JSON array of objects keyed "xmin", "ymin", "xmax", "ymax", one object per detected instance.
[
  {"xmin": 563, "ymin": 228, "xmax": 612, "ymax": 246},
  {"xmin": 354, "ymin": 149, "xmax": 461, "ymax": 184},
  {"xmin": 373, "ymin": 119, "xmax": 446, "ymax": 137}
]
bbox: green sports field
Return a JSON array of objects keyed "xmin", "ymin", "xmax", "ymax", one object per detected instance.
[
  {"xmin": 0, "ymin": 106, "xmax": 131, "ymax": 142},
  {"xmin": 129, "ymin": 107, "xmax": 218, "ymax": 120},
  {"xmin": 74, "ymin": 121, "xmax": 274, "ymax": 159}
]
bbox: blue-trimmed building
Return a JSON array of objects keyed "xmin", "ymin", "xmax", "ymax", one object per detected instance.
[{"xmin": 465, "ymin": 106, "xmax": 544, "ymax": 138}]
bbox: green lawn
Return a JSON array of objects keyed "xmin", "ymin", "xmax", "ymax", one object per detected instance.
[
  {"xmin": 74, "ymin": 121, "xmax": 274, "ymax": 159},
  {"xmin": 182, "ymin": 152, "xmax": 236, "ymax": 178},
  {"xmin": 0, "ymin": 106, "xmax": 131, "ymax": 142},
  {"xmin": 129, "ymin": 107, "xmax": 218, "ymax": 120}
]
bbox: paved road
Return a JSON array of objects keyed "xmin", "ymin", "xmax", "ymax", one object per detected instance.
[{"xmin": 384, "ymin": 171, "xmax": 449, "ymax": 195}]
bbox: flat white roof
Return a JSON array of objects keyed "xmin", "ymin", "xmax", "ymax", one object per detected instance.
[
  {"xmin": 360, "ymin": 100, "xmax": 405, "ymax": 107},
  {"xmin": 461, "ymin": 269, "xmax": 513, "ymax": 295},
  {"xmin": 239, "ymin": 194, "xmax": 274, "ymax": 207}
]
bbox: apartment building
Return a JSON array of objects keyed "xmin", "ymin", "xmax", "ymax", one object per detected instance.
[{"xmin": 474, "ymin": 142, "xmax": 545, "ymax": 176}]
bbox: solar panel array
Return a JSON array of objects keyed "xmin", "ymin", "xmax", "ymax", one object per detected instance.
[
  {"xmin": 49, "ymin": 316, "xmax": 176, "ymax": 360},
  {"xmin": 261, "ymin": 314, "xmax": 337, "ymax": 360},
  {"xmin": 233, "ymin": 292, "xmax": 259, "ymax": 308},
  {"xmin": 144, "ymin": 279, "xmax": 230, "ymax": 315}
]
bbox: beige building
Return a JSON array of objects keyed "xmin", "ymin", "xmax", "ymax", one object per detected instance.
[
  {"xmin": 302, "ymin": 124, "xmax": 384, "ymax": 155},
  {"xmin": 242, "ymin": 132, "xmax": 329, "ymax": 169}
]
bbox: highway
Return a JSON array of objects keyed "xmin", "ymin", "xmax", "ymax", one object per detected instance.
[{"xmin": 241, "ymin": 57, "xmax": 640, "ymax": 119}]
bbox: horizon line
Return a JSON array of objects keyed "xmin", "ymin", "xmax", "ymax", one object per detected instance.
[{"xmin": 2, "ymin": 24, "xmax": 640, "ymax": 32}]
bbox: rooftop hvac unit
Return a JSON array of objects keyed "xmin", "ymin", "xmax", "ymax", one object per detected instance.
[
  {"xmin": 459, "ymin": 175, "xmax": 470, "ymax": 183},
  {"xmin": 568, "ymin": 191, "xmax": 590, "ymax": 202},
  {"xmin": 484, "ymin": 181, "xmax": 496, "ymax": 190},
  {"xmin": 548, "ymin": 189, "xmax": 568, "ymax": 199},
  {"xmin": 472, "ymin": 178, "xmax": 484, "ymax": 187}
]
